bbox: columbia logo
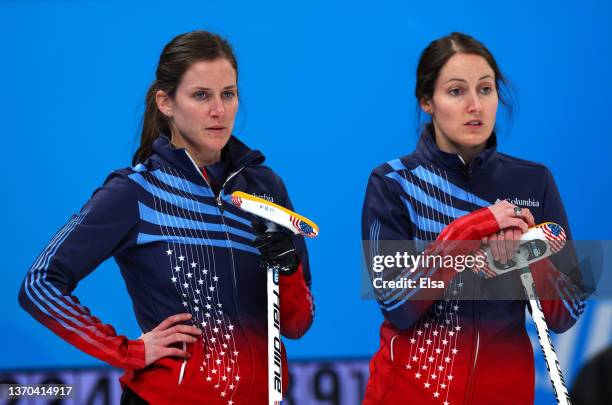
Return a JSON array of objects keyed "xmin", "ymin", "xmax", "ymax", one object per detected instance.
[{"xmin": 495, "ymin": 197, "xmax": 540, "ymax": 208}]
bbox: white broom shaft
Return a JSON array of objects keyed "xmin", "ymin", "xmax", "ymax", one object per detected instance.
[
  {"xmin": 519, "ymin": 271, "xmax": 571, "ymax": 405},
  {"xmin": 268, "ymin": 265, "xmax": 282, "ymax": 404}
]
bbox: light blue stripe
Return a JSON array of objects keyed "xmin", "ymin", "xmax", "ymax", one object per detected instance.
[
  {"xmin": 152, "ymin": 170, "xmax": 214, "ymax": 198},
  {"xmin": 222, "ymin": 211, "xmax": 252, "ymax": 226},
  {"xmin": 400, "ymin": 196, "xmax": 445, "ymax": 234},
  {"xmin": 556, "ymin": 281, "xmax": 585, "ymax": 319},
  {"xmin": 218, "ymin": 193, "xmax": 257, "ymax": 226},
  {"xmin": 132, "ymin": 163, "xmax": 146, "ymax": 172},
  {"xmin": 380, "ymin": 267, "xmax": 428, "ymax": 302},
  {"xmin": 412, "ymin": 166, "xmax": 490, "ymax": 208},
  {"xmin": 130, "ymin": 172, "xmax": 251, "ymax": 226},
  {"xmin": 39, "ymin": 212, "xmax": 88, "ymax": 271},
  {"xmin": 26, "ymin": 271, "xmax": 99, "ymax": 347},
  {"xmin": 386, "ymin": 171, "xmax": 469, "ymax": 218},
  {"xmin": 381, "ymin": 267, "xmax": 439, "ymax": 311},
  {"xmin": 24, "ymin": 212, "xmax": 108, "ymax": 346},
  {"xmin": 138, "ymin": 202, "xmax": 255, "ymax": 240},
  {"xmin": 137, "ymin": 232, "xmax": 259, "ymax": 255},
  {"xmin": 128, "ymin": 172, "xmax": 246, "ymax": 223},
  {"xmin": 558, "ymin": 298, "xmax": 581, "ymax": 321},
  {"xmin": 387, "ymin": 159, "xmax": 406, "ymax": 172},
  {"xmin": 32, "ymin": 213, "xmax": 81, "ymax": 271}
]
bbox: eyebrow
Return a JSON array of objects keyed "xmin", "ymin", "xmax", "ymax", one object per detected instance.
[
  {"xmin": 444, "ymin": 75, "xmax": 493, "ymax": 84},
  {"xmin": 190, "ymin": 85, "xmax": 237, "ymax": 90}
]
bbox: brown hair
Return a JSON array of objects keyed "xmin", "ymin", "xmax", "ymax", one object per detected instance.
[
  {"xmin": 415, "ymin": 32, "xmax": 514, "ymax": 124},
  {"xmin": 132, "ymin": 30, "xmax": 238, "ymax": 165}
]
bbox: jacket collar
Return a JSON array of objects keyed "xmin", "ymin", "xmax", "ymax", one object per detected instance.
[
  {"xmin": 414, "ymin": 124, "xmax": 498, "ymax": 174},
  {"xmin": 151, "ymin": 134, "xmax": 265, "ymax": 175}
]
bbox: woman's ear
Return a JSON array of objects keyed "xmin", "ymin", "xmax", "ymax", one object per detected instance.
[
  {"xmin": 420, "ymin": 98, "xmax": 433, "ymax": 115},
  {"xmin": 156, "ymin": 90, "xmax": 173, "ymax": 117}
]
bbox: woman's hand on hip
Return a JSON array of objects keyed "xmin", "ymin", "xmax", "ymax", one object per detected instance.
[{"xmin": 140, "ymin": 313, "xmax": 201, "ymax": 366}]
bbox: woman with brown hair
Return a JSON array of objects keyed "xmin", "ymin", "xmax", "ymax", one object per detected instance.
[
  {"xmin": 19, "ymin": 30, "xmax": 314, "ymax": 404},
  {"xmin": 362, "ymin": 32, "xmax": 583, "ymax": 404}
]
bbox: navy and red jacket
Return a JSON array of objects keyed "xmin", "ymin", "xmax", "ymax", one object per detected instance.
[
  {"xmin": 19, "ymin": 135, "xmax": 314, "ymax": 404},
  {"xmin": 361, "ymin": 128, "xmax": 584, "ymax": 405}
]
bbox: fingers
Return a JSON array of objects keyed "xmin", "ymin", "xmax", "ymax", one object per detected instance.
[
  {"xmin": 508, "ymin": 218, "xmax": 528, "ymax": 233},
  {"xmin": 522, "ymin": 208, "xmax": 535, "ymax": 227},
  {"xmin": 160, "ymin": 347, "xmax": 191, "ymax": 360},
  {"xmin": 504, "ymin": 228, "xmax": 515, "ymax": 263},
  {"xmin": 162, "ymin": 332, "xmax": 200, "ymax": 346},
  {"xmin": 487, "ymin": 227, "xmax": 523, "ymax": 264},
  {"xmin": 512, "ymin": 227, "xmax": 522, "ymax": 254},
  {"xmin": 160, "ymin": 324, "xmax": 202, "ymax": 338},
  {"xmin": 489, "ymin": 232, "xmax": 502, "ymax": 263},
  {"xmin": 489, "ymin": 200, "xmax": 535, "ymax": 233},
  {"xmin": 152, "ymin": 313, "xmax": 192, "ymax": 332}
]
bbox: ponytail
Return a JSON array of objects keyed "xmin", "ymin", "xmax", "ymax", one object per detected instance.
[{"xmin": 132, "ymin": 83, "xmax": 170, "ymax": 165}]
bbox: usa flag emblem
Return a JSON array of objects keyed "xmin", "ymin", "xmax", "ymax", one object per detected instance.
[
  {"xmin": 291, "ymin": 216, "xmax": 317, "ymax": 237},
  {"xmin": 231, "ymin": 195, "xmax": 243, "ymax": 208},
  {"xmin": 541, "ymin": 223, "xmax": 566, "ymax": 253}
]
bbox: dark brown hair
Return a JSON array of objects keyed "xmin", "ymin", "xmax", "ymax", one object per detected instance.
[
  {"xmin": 415, "ymin": 32, "xmax": 514, "ymax": 123},
  {"xmin": 132, "ymin": 30, "xmax": 238, "ymax": 165}
]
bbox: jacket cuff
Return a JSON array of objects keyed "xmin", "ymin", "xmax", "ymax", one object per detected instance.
[{"xmin": 124, "ymin": 339, "xmax": 146, "ymax": 370}]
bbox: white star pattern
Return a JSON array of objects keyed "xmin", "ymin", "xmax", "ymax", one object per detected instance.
[
  {"xmin": 401, "ymin": 271, "xmax": 464, "ymax": 405},
  {"xmin": 162, "ymin": 245, "xmax": 240, "ymax": 402},
  {"xmin": 155, "ymin": 168, "xmax": 247, "ymax": 404}
]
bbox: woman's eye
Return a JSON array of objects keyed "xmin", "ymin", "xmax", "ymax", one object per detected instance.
[
  {"xmin": 194, "ymin": 91, "xmax": 208, "ymax": 100},
  {"xmin": 222, "ymin": 90, "xmax": 236, "ymax": 100},
  {"xmin": 480, "ymin": 86, "xmax": 493, "ymax": 95},
  {"xmin": 449, "ymin": 88, "xmax": 463, "ymax": 96}
]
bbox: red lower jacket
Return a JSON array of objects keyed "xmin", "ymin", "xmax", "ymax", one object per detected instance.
[{"xmin": 119, "ymin": 264, "xmax": 312, "ymax": 404}]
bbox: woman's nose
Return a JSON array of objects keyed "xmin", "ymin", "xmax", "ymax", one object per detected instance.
[
  {"xmin": 209, "ymin": 96, "xmax": 225, "ymax": 116},
  {"xmin": 466, "ymin": 91, "xmax": 482, "ymax": 113}
]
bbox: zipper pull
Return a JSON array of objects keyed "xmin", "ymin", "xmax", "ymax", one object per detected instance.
[{"xmin": 216, "ymin": 195, "xmax": 224, "ymax": 213}]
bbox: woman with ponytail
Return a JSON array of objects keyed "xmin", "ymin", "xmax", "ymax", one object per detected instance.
[{"xmin": 19, "ymin": 30, "xmax": 314, "ymax": 404}]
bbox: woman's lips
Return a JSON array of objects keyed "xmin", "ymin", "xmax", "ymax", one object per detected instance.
[
  {"xmin": 464, "ymin": 120, "xmax": 484, "ymax": 130},
  {"xmin": 205, "ymin": 126, "xmax": 226, "ymax": 135}
]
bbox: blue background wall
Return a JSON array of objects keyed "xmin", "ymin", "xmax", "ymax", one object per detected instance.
[{"xmin": 2, "ymin": 1, "xmax": 611, "ymax": 403}]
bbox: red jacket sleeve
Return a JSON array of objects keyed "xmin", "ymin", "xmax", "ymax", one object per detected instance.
[
  {"xmin": 279, "ymin": 262, "xmax": 314, "ymax": 339},
  {"xmin": 528, "ymin": 168, "xmax": 585, "ymax": 333}
]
